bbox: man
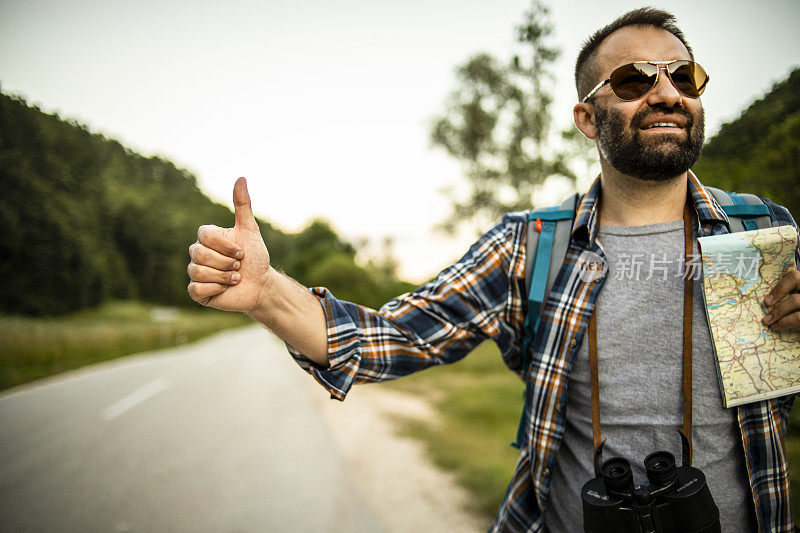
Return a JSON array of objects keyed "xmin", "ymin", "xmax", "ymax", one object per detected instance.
[{"xmin": 186, "ymin": 8, "xmax": 800, "ymax": 532}]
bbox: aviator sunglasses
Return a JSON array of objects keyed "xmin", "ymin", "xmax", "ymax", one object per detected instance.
[{"xmin": 581, "ymin": 60, "xmax": 710, "ymax": 102}]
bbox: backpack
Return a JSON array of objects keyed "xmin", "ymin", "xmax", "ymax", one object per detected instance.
[{"xmin": 511, "ymin": 187, "xmax": 774, "ymax": 448}]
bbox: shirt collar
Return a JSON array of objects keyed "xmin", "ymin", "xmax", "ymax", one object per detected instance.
[
  {"xmin": 571, "ymin": 170, "xmax": 731, "ymax": 245},
  {"xmin": 686, "ymin": 170, "xmax": 731, "ymax": 234},
  {"xmin": 571, "ymin": 174, "xmax": 601, "ymax": 247}
]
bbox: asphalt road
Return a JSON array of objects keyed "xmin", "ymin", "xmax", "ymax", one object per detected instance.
[{"xmin": 0, "ymin": 325, "xmax": 386, "ymax": 532}]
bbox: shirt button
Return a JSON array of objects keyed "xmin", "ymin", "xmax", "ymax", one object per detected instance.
[
  {"xmin": 555, "ymin": 403, "xmax": 562, "ymax": 413},
  {"xmin": 544, "ymin": 468, "xmax": 551, "ymax": 477},
  {"xmin": 569, "ymin": 338, "xmax": 577, "ymax": 349}
]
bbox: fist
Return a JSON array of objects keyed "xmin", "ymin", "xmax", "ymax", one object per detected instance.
[{"xmin": 187, "ymin": 177, "xmax": 272, "ymax": 313}]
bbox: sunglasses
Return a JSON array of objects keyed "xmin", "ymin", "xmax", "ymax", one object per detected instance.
[{"xmin": 581, "ymin": 60, "xmax": 710, "ymax": 102}]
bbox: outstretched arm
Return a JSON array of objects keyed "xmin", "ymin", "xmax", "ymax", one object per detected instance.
[
  {"xmin": 285, "ymin": 212, "xmax": 529, "ymax": 401},
  {"xmin": 187, "ymin": 177, "xmax": 329, "ymax": 366},
  {"xmin": 188, "ymin": 178, "xmax": 528, "ymax": 400}
]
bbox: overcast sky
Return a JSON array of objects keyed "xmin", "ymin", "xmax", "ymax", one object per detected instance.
[{"xmin": 2, "ymin": 0, "xmax": 798, "ymax": 281}]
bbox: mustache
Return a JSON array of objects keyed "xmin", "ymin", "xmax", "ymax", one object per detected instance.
[{"xmin": 632, "ymin": 106, "xmax": 694, "ymax": 129}]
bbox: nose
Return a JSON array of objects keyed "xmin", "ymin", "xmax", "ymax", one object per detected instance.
[{"xmin": 645, "ymin": 65, "xmax": 683, "ymax": 108}]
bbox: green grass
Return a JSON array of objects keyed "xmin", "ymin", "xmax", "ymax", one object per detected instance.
[
  {"xmin": 388, "ymin": 341, "xmax": 800, "ymax": 524},
  {"xmin": 0, "ymin": 301, "xmax": 251, "ymax": 391}
]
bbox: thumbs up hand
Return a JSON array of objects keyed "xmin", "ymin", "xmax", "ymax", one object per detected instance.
[{"xmin": 187, "ymin": 177, "xmax": 273, "ymax": 313}]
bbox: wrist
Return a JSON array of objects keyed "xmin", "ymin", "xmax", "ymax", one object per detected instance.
[
  {"xmin": 245, "ymin": 267, "xmax": 330, "ymax": 366},
  {"xmin": 247, "ymin": 266, "xmax": 281, "ymax": 324}
]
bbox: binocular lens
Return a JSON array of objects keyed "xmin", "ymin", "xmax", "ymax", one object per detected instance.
[
  {"xmin": 600, "ymin": 457, "xmax": 633, "ymax": 491},
  {"xmin": 644, "ymin": 451, "xmax": 677, "ymax": 486}
]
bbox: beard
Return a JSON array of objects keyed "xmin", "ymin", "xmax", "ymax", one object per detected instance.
[{"xmin": 594, "ymin": 103, "xmax": 705, "ymax": 182}]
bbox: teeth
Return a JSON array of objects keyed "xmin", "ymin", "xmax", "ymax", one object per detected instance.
[{"xmin": 645, "ymin": 122, "xmax": 679, "ymax": 129}]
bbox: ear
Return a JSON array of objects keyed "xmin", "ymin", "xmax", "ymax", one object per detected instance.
[{"xmin": 573, "ymin": 102, "xmax": 597, "ymax": 140}]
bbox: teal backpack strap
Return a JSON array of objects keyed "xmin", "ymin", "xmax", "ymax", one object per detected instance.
[
  {"xmin": 513, "ymin": 193, "xmax": 578, "ymax": 449},
  {"xmin": 521, "ymin": 193, "xmax": 579, "ymax": 367},
  {"xmin": 705, "ymin": 186, "xmax": 772, "ymax": 231}
]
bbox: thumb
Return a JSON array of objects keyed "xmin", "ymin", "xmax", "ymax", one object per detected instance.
[{"xmin": 233, "ymin": 177, "xmax": 258, "ymax": 231}]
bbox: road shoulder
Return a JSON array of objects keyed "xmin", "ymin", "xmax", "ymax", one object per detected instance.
[{"xmin": 301, "ymin": 377, "xmax": 486, "ymax": 533}]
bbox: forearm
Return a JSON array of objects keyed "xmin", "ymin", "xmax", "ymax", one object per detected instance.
[
  {"xmin": 248, "ymin": 267, "xmax": 329, "ymax": 367},
  {"xmin": 275, "ymin": 214, "xmax": 525, "ymax": 400}
]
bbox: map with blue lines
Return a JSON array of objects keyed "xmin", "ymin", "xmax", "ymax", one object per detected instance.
[{"xmin": 699, "ymin": 225, "xmax": 800, "ymax": 407}]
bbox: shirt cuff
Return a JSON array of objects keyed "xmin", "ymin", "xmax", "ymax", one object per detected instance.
[{"xmin": 286, "ymin": 287, "xmax": 363, "ymax": 401}]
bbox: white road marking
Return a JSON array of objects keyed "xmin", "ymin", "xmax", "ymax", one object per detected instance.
[{"xmin": 103, "ymin": 377, "xmax": 169, "ymax": 420}]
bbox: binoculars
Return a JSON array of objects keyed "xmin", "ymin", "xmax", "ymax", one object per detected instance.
[{"xmin": 581, "ymin": 447, "xmax": 720, "ymax": 533}]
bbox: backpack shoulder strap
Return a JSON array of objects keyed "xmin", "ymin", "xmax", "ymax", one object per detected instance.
[
  {"xmin": 512, "ymin": 193, "xmax": 578, "ymax": 449},
  {"xmin": 523, "ymin": 193, "xmax": 579, "ymax": 344},
  {"xmin": 704, "ymin": 186, "xmax": 772, "ymax": 232}
]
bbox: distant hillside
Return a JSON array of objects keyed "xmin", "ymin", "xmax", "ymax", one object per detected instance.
[
  {"xmin": 0, "ymin": 94, "xmax": 414, "ymax": 316},
  {"xmin": 693, "ymin": 67, "xmax": 800, "ymax": 219}
]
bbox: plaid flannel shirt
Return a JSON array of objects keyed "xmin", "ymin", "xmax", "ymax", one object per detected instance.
[{"xmin": 289, "ymin": 173, "xmax": 800, "ymax": 532}]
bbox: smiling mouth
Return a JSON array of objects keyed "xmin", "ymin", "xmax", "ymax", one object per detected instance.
[{"xmin": 641, "ymin": 122, "xmax": 684, "ymax": 130}]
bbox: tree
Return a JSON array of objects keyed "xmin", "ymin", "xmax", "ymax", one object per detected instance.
[
  {"xmin": 693, "ymin": 68, "xmax": 800, "ymax": 218},
  {"xmin": 430, "ymin": 0, "xmax": 578, "ymax": 233}
]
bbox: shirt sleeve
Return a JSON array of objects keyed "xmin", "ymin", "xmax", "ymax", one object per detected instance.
[{"xmin": 287, "ymin": 213, "xmax": 529, "ymax": 400}]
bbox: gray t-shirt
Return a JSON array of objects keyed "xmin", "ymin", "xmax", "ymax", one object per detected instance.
[{"xmin": 542, "ymin": 220, "xmax": 756, "ymax": 532}]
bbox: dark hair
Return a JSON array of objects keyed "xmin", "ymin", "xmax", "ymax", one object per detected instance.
[{"xmin": 575, "ymin": 8, "xmax": 693, "ymax": 101}]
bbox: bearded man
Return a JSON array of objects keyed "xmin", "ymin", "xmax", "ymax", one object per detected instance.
[{"xmin": 186, "ymin": 8, "xmax": 800, "ymax": 532}]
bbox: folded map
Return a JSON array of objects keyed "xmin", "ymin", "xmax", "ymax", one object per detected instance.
[{"xmin": 698, "ymin": 225, "xmax": 800, "ymax": 407}]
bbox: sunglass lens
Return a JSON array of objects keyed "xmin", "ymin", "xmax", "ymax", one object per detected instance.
[
  {"xmin": 669, "ymin": 61, "xmax": 709, "ymax": 98},
  {"xmin": 609, "ymin": 63, "xmax": 658, "ymax": 100}
]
